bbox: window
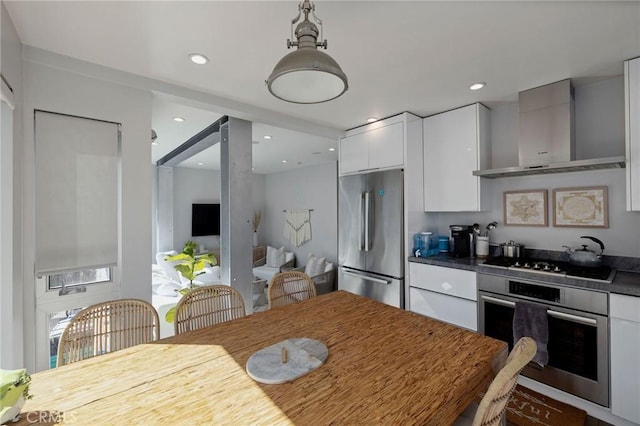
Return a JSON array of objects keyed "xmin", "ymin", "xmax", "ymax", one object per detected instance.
[
  {"xmin": 48, "ymin": 308, "xmax": 84, "ymax": 368},
  {"xmin": 34, "ymin": 111, "xmax": 120, "ymax": 277},
  {"xmin": 47, "ymin": 268, "xmax": 111, "ymax": 291}
]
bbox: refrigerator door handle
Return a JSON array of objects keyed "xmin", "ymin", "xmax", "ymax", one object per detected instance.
[
  {"xmin": 363, "ymin": 191, "xmax": 372, "ymax": 251},
  {"xmin": 359, "ymin": 192, "xmax": 365, "ymax": 250},
  {"xmin": 343, "ymin": 270, "xmax": 390, "ymax": 285}
]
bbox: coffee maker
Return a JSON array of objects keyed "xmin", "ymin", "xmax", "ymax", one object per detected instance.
[{"xmin": 449, "ymin": 225, "xmax": 473, "ymax": 258}]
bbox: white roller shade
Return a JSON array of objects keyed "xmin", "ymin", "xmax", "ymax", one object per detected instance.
[{"xmin": 35, "ymin": 111, "xmax": 119, "ymax": 276}]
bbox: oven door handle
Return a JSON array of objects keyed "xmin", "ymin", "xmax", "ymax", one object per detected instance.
[
  {"xmin": 547, "ymin": 310, "xmax": 597, "ymax": 326},
  {"xmin": 481, "ymin": 295, "xmax": 516, "ymax": 308},
  {"xmin": 481, "ymin": 296, "xmax": 597, "ymax": 326}
]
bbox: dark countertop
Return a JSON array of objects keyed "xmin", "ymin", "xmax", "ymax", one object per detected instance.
[
  {"xmin": 409, "ymin": 255, "xmax": 640, "ymax": 297},
  {"xmin": 408, "ymin": 255, "xmax": 484, "ymax": 272}
]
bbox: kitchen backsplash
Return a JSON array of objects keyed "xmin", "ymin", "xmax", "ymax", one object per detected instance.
[{"xmin": 424, "ymin": 169, "xmax": 640, "ymax": 258}]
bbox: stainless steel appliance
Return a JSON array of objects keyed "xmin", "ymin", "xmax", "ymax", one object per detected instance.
[
  {"xmin": 338, "ymin": 169, "xmax": 404, "ymax": 308},
  {"xmin": 473, "ymin": 79, "xmax": 625, "ymax": 178},
  {"xmin": 481, "ymin": 256, "xmax": 616, "ymax": 282},
  {"xmin": 478, "ymin": 259, "xmax": 612, "ymax": 407}
]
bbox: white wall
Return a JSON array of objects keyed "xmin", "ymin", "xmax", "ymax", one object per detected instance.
[
  {"xmin": 162, "ymin": 166, "xmax": 266, "ymax": 253},
  {"xmin": 21, "ymin": 60, "xmax": 152, "ymax": 371},
  {"xmin": 427, "ymin": 77, "xmax": 640, "ymax": 257},
  {"xmin": 1, "ymin": 1, "xmax": 24, "ymax": 369},
  {"xmin": 263, "ymin": 162, "xmax": 338, "ymax": 265},
  {"xmin": 428, "ymin": 169, "xmax": 639, "ymax": 256}
]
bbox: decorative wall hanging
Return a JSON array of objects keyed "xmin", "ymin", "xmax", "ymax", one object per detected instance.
[
  {"xmin": 284, "ymin": 209, "xmax": 313, "ymax": 247},
  {"xmin": 503, "ymin": 189, "xmax": 548, "ymax": 226},
  {"xmin": 553, "ymin": 186, "xmax": 608, "ymax": 228}
]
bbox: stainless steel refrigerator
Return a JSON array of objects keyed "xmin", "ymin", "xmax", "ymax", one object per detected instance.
[{"xmin": 338, "ymin": 169, "xmax": 404, "ymax": 308}]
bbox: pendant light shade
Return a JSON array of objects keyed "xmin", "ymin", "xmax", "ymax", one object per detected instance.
[{"xmin": 267, "ymin": 1, "xmax": 348, "ymax": 104}]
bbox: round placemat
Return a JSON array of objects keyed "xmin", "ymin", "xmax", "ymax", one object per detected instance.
[{"xmin": 246, "ymin": 337, "xmax": 328, "ymax": 384}]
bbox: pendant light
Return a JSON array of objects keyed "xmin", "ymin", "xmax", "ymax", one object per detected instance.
[{"xmin": 266, "ymin": 0, "xmax": 348, "ymax": 104}]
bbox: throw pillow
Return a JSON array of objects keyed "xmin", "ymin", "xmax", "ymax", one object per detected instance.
[
  {"xmin": 156, "ymin": 250, "xmax": 181, "ymax": 283},
  {"xmin": 266, "ymin": 246, "xmax": 285, "ymax": 267},
  {"xmin": 305, "ymin": 254, "xmax": 326, "ymax": 277}
]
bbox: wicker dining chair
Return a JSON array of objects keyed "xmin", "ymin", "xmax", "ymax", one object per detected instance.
[
  {"xmin": 268, "ymin": 271, "xmax": 317, "ymax": 309},
  {"xmin": 455, "ymin": 337, "xmax": 538, "ymax": 426},
  {"xmin": 174, "ymin": 285, "xmax": 246, "ymax": 335},
  {"xmin": 57, "ymin": 299, "xmax": 159, "ymax": 367}
]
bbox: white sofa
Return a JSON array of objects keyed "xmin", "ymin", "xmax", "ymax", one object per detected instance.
[{"xmin": 152, "ymin": 250, "xmax": 222, "ymax": 338}]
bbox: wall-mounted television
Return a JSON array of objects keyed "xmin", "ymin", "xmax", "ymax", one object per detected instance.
[{"xmin": 192, "ymin": 203, "xmax": 221, "ymax": 236}]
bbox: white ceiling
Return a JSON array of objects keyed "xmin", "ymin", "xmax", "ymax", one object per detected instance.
[
  {"xmin": 151, "ymin": 95, "xmax": 338, "ymax": 173},
  {"xmin": 6, "ymin": 1, "xmax": 640, "ymax": 172}
]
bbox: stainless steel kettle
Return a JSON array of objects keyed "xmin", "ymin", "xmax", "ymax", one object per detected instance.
[{"xmin": 563, "ymin": 236, "xmax": 605, "ymax": 267}]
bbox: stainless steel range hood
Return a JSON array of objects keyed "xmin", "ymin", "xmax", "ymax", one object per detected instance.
[
  {"xmin": 474, "ymin": 79, "xmax": 626, "ymax": 178},
  {"xmin": 473, "ymin": 156, "xmax": 626, "ymax": 178}
]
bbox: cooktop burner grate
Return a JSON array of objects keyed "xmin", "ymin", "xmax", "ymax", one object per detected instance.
[{"xmin": 482, "ymin": 256, "xmax": 615, "ymax": 283}]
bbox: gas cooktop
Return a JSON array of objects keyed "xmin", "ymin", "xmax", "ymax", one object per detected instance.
[{"xmin": 482, "ymin": 256, "xmax": 616, "ymax": 283}]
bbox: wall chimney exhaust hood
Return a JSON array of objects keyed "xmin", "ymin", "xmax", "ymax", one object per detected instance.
[
  {"xmin": 474, "ymin": 79, "xmax": 626, "ymax": 178},
  {"xmin": 473, "ymin": 156, "xmax": 626, "ymax": 178}
]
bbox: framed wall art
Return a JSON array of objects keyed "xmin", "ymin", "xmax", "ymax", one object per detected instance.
[
  {"xmin": 503, "ymin": 189, "xmax": 548, "ymax": 226},
  {"xmin": 553, "ymin": 186, "xmax": 608, "ymax": 228}
]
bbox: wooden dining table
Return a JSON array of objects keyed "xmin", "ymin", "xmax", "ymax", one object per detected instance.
[{"xmin": 18, "ymin": 291, "xmax": 507, "ymax": 425}]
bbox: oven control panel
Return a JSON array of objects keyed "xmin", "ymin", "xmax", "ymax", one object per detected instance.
[
  {"xmin": 477, "ymin": 272, "xmax": 608, "ymax": 316},
  {"xmin": 509, "ymin": 281, "xmax": 562, "ymax": 303}
]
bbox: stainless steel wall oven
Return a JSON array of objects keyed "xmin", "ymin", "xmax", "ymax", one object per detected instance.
[{"xmin": 478, "ymin": 272, "xmax": 609, "ymax": 407}]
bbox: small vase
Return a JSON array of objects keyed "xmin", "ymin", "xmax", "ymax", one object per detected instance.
[{"xmin": 253, "ymin": 232, "xmax": 258, "ymax": 247}]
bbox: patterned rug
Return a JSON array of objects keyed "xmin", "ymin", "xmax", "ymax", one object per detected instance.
[{"xmin": 506, "ymin": 385, "xmax": 587, "ymax": 426}]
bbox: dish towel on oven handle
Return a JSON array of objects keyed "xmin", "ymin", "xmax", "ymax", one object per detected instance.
[
  {"xmin": 284, "ymin": 209, "xmax": 312, "ymax": 247},
  {"xmin": 513, "ymin": 301, "xmax": 549, "ymax": 367}
]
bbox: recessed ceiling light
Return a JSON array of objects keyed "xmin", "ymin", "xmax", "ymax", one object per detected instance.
[
  {"xmin": 470, "ymin": 82, "xmax": 486, "ymax": 91},
  {"xmin": 263, "ymin": 135, "xmax": 272, "ymax": 140},
  {"xmin": 197, "ymin": 162, "xmax": 204, "ymax": 166},
  {"xmin": 367, "ymin": 117, "xmax": 378, "ymax": 123},
  {"xmin": 188, "ymin": 53, "xmax": 209, "ymax": 65},
  {"xmin": 173, "ymin": 117, "xmax": 185, "ymax": 122},
  {"xmin": 151, "ymin": 141, "xmax": 159, "ymax": 146},
  {"xmin": 328, "ymin": 147, "xmax": 336, "ymax": 152},
  {"xmin": 281, "ymin": 160, "xmax": 288, "ymax": 163}
]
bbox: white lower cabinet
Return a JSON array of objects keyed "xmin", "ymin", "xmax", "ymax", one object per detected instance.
[
  {"xmin": 610, "ymin": 293, "xmax": 640, "ymax": 424},
  {"xmin": 408, "ymin": 263, "xmax": 477, "ymax": 331}
]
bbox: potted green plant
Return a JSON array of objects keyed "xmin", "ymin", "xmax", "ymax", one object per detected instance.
[
  {"xmin": 164, "ymin": 241, "xmax": 217, "ymax": 323},
  {"xmin": 1, "ymin": 369, "xmax": 33, "ymax": 424}
]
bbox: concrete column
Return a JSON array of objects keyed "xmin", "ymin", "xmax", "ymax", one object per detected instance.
[{"xmin": 220, "ymin": 117, "xmax": 253, "ymax": 313}]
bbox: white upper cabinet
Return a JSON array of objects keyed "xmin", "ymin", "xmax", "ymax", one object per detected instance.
[
  {"xmin": 625, "ymin": 57, "xmax": 640, "ymax": 211},
  {"xmin": 339, "ymin": 116, "xmax": 404, "ymax": 175},
  {"xmin": 423, "ymin": 103, "xmax": 491, "ymax": 212}
]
